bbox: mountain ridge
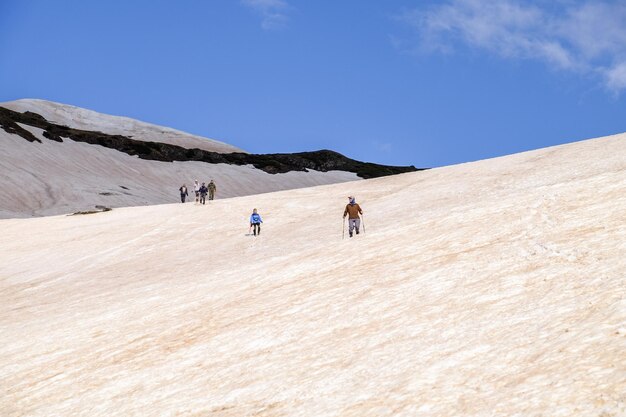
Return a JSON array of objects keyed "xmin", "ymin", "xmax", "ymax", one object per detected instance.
[
  {"xmin": 0, "ymin": 101, "xmax": 420, "ymax": 218},
  {"xmin": 0, "ymin": 105, "xmax": 419, "ymax": 178},
  {"xmin": 1, "ymin": 99, "xmax": 245, "ymax": 154}
]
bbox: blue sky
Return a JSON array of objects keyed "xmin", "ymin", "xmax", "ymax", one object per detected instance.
[{"xmin": 1, "ymin": 0, "xmax": 625, "ymax": 167}]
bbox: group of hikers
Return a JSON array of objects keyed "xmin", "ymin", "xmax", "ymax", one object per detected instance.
[
  {"xmin": 176, "ymin": 180, "xmax": 364, "ymax": 238},
  {"xmin": 178, "ymin": 179, "xmax": 217, "ymax": 205}
]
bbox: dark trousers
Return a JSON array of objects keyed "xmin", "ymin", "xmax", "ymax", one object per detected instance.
[
  {"xmin": 200, "ymin": 194, "xmax": 206, "ymax": 204},
  {"xmin": 209, "ymin": 191, "xmax": 215, "ymax": 200},
  {"xmin": 251, "ymin": 223, "xmax": 261, "ymax": 236},
  {"xmin": 180, "ymin": 194, "xmax": 186, "ymax": 203}
]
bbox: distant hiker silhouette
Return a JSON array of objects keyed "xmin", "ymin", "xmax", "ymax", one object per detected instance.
[
  {"xmin": 343, "ymin": 196, "xmax": 363, "ymax": 238},
  {"xmin": 199, "ymin": 182, "xmax": 208, "ymax": 205},
  {"xmin": 193, "ymin": 180, "xmax": 200, "ymax": 204},
  {"xmin": 208, "ymin": 180, "xmax": 216, "ymax": 201},
  {"xmin": 179, "ymin": 184, "xmax": 188, "ymax": 203}
]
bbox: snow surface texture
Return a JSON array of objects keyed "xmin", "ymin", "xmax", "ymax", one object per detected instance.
[
  {"xmin": 1, "ymin": 99, "xmax": 244, "ymax": 153},
  {"xmin": 0, "ymin": 120, "xmax": 358, "ymax": 218},
  {"xmin": 1, "ymin": 134, "xmax": 625, "ymax": 416}
]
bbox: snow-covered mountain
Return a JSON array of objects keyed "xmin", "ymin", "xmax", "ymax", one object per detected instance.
[
  {"xmin": 0, "ymin": 100, "xmax": 417, "ymax": 218},
  {"xmin": 0, "ymin": 133, "xmax": 624, "ymax": 416},
  {"xmin": 2, "ymin": 99, "xmax": 244, "ymax": 153}
]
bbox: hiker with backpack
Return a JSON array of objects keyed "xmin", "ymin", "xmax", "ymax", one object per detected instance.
[
  {"xmin": 343, "ymin": 196, "xmax": 363, "ymax": 238},
  {"xmin": 199, "ymin": 182, "xmax": 208, "ymax": 205},
  {"xmin": 193, "ymin": 180, "xmax": 200, "ymax": 204},
  {"xmin": 250, "ymin": 208, "xmax": 263, "ymax": 236},
  {"xmin": 208, "ymin": 180, "xmax": 217, "ymax": 201},
  {"xmin": 179, "ymin": 184, "xmax": 189, "ymax": 203}
]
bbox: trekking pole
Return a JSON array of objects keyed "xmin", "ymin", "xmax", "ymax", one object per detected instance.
[
  {"xmin": 361, "ymin": 214, "xmax": 365, "ymax": 234},
  {"xmin": 342, "ymin": 217, "xmax": 345, "ymax": 239}
]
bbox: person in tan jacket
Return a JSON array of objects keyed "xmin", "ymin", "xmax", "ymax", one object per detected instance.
[
  {"xmin": 208, "ymin": 180, "xmax": 217, "ymax": 200},
  {"xmin": 343, "ymin": 196, "xmax": 363, "ymax": 237}
]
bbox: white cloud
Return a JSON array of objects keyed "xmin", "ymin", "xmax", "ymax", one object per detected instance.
[
  {"xmin": 398, "ymin": 0, "xmax": 626, "ymax": 93},
  {"xmin": 242, "ymin": 0, "xmax": 290, "ymax": 30},
  {"xmin": 605, "ymin": 62, "xmax": 626, "ymax": 91}
]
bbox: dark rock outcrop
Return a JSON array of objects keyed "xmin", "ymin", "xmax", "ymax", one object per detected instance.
[{"xmin": 0, "ymin": 106, "xmax": 422, "ymax": 178}]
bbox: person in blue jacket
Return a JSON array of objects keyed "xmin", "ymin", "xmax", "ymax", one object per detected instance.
[
  {"xmin": 199, "ymin": 182, "xmax": 208, "ymax": 205},
  {"xmin": 250, "ymin": 208, "xmax": 263, "ymax": 236}
]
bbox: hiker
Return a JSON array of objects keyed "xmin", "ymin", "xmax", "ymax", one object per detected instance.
[
  {"xmin": 179, "ymin": 184, "xmax": 189, "ymax": 203},
  {"xmin": 343, "ymin": 196, "xmax": 363, "ymax": 238},
  {"xmin": 250, "ymin": 208, "xmax": 263, "ymax": 236},
  {"xmin": 208, "ymin": 180, "xmax": 217, "ymax": 201},
  {"xmin": 193, "ymin": 180, "xmax": 200, "ymax": 204},
  {"xmin": 199, "ymin": 182, "xmax": 208, "ymax": 205}
]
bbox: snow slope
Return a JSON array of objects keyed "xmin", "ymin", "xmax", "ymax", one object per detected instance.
[
  {"xmin": 0, "ymin": 134, "xmax": 625, "ymax": 416},
  {"xmin": 1, "ymin": 99, "xmax": 244, "ymax": 153}
]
